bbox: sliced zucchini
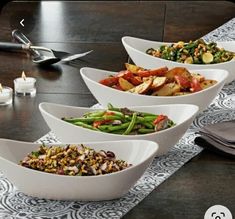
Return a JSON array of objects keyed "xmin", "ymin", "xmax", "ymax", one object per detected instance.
[
  {"xmin": 184, "ymin": 56, "xmax": 193, "ymax": 64},
  {"xmin": 202, "ymin": 52, "xmax": 214, "ymax": 64}
]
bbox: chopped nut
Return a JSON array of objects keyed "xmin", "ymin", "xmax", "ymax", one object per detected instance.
[{"xmin": 19, "ymin": 144, "xmax": 131, "ymax": 176}]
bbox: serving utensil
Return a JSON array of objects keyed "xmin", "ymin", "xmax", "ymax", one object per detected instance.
[
  {"xmin": 5, "ymin": 29, "xmax": 93, "ymax": 65},
  {"xmin": 12, "ymin": 29, "xmax": 93, "ymax": 62},
  {"xmin": 0, "ymin": 41, "xmax": 92, "ymax": 65}
]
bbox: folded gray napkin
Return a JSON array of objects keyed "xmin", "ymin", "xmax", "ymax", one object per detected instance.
[
  {"xmin": 195, "ymin": 120, "xmax": 235, "ymax": 158},
  {"xmin": 199, "ymin": 120, "xmax": 235, "ymax": 144}
]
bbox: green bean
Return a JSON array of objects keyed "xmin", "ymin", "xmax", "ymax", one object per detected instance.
[
  {"xmin": 123, "ymin": 113, "xmax": 137, "ymax": 135},
  {"xmin": 167, "ymin": 120, "xmax": 175, "ymax": 127},
  {"xmin": 107, "ymin": 103, "xmax": 121, "ymax": 112},
  {"xmin": 97, "ymin": 125, "xmax": 112, "ymax": 132},
  {"xmin": 139, "ymin": 112, "xmax": 157, "ymax": 117},
  {"xmin": 64, "ymin": 116, "xmax": 104, "ymax": 123},
  {"xmin": 106, "ymin": 110, "xmax": 124, "ymax": 118},
  {"xmin": 73, "ymin": 122, "xmax": 99, "ymax": 131},
  {"xmin": 142, "ymin": 122, "xmax": 154, "ymax": 129},
  {"xmin": 107, "ymin": 122, "xmax": 130, "ymax": 132},
  {"xmin": 110, "ymin": 129, "xmax": 125, "ymax": 135},
  {"xmin": 62, "ymin": 105, "xmax": 175, "ymax": 135},
  {"xmin": 135, "ymin": 119, "xmax": 153, "ymax": 128},
  {"xmin": 107, "ymin": 103, "xmax": 114, "ymax": 110},
  {"xmin": 102, "ymin": 115, "xmax": 124, "ymax": 121},
  {"xmin": 83, "ymin": 110, "xmax": 105, "ymax": 117},
  {"xmin": 144, "ymin": 116, "xmax": 157, "ymax": 122},
  {"xmin": 62, "ymin": 118, "xmax": 79, "ymax": 123},
  {"xmin": 124, "ymin": 115, "xmax": 132, "ymax": 121},
  {"xmin": 184, "ymin": 43, "xmax": 196, "ymax": 49},
  {"xmin": 136, "ymin": 116, "xmax": 156, "ymax": 123},
  {"xmin": 138, "ymin": 128, "xmax": 155, "ymax": 134},
  {"xmin": 98, "ymin": 123, "xmax": 130, "ymax": 132}
]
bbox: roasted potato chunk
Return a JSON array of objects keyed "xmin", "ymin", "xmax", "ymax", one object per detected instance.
[
  {"xmin": 151, "ymin": 77, "xmax": 167, "ymax": 90},
  {"xmin": 191, "ymin": 73, "xmax": 205, "ymax": 82},
  {"xmin": 128, "ymin": 78, "xmax": 153, "ymax": 94},
  {"xmin": 118, "ymin": 77, "xmax": 134, "ymax": 91},
  {"xmin": 173, "ymin": 92, "xmax": 192, "ymax": 96},
  {"xmin": 125, "ymin": 63, "xmax": 144, "ymax": 73},
  {"xmin": 152, "ymin": 83, "xmax": 181, "ymax": 96},
  {"xmin": 165, "ymin": 67, "xmax": 192, "ymax": 82},
  {"xmin": 200, "ymin": 80, "xmax": 217, "ymax": 89}
]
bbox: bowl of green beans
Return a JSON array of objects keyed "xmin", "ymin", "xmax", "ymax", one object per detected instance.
[
  {"xmin": 122, "ymin": 36, "xmax": 235, "ymax": 84},
  {"xmin": 39, "ymin": 102, "xmax": 199, "ymax": 155}
]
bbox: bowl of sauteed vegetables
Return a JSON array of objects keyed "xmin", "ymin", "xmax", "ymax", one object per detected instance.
[
  {"xmin": 122, "ymin": 36, "xmax": 234, "ymax": 83},
  {"xmin": 80, "ymin": 65, "xmax": 228, "ymax": 111},
  {"xmin": 39, "ymin": 102, "xmax": 198, "ymax": 155},
  {"xmin": 0, "ymin": 138, "xmax": 158, "ymax": 200}
]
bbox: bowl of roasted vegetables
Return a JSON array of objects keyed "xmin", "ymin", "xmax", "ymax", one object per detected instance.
[
  {"xmin": 39, "ymin": 102, "xmax": 198, "ymax": 155},
  {"xmin": 122, "ymin": 36, "xmax": 234, "ymax": 83},
  {"xmin": 0, "ymin": 138, "xmax": 158, "ymax": 200},
  {"xmin": 80, "ymin": 65, "xmax": 228, "ymax": 111}
]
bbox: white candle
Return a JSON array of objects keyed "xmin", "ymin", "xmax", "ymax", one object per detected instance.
[
  {"xmin": 0, "ymin": 83, "xmax": 13, "ymax": 105},
  {"xmin": 14, "ymin": 71, "xmax": 36, "ymax": 96}
]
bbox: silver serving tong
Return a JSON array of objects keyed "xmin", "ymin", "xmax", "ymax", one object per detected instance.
[{"xmin": 6, "ymin": 29, "xmax": 93, "ymax": 65}]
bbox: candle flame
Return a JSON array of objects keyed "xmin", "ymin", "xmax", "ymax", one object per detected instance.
[
  {"xmin": 0, "ymin": 83, "xmax": 2, "ymax": 93},
  {"xmin": 21, "ymin": 71, "xmax": 26, "ymax": 81}
]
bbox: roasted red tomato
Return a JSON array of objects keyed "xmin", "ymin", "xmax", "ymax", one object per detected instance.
[
  {"xmin": 116, "ymin": 70, "xmax": 133, "ymax": 80},
  {"xmin": 190, "ymin": 78, "xmax": 202, "ymax": 92},
  {"xmin": 99, "ymin": 77, "xmax": 118, "ymax": 87},
  {"xmin": 153, "ymin": 115, "xmax": 168, "ymax": 125},
  {"xmin": 174, "ymin": 75, "xmax": 191, "ymax": 89}
]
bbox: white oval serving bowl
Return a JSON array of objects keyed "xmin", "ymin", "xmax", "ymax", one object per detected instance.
[
  {"xmin": 39, "ymin": 102, "xmax": 199, "ymax": 155},
  {"xmin": 80, "ymin": 67, "xmax": 228, "ymax": 112},
  {"xmin": 122, "ymin": 36, "xmax": 234, "ymax": 84},
  {"xmin": 0, "ymin": 138, "xmax": 158, "ymax": 201}
]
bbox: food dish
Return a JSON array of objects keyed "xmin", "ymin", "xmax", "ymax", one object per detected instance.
[
  {"xmin": 99, "ymin": 64, "xmax": 217, "ymax": 96},
  {"xmin": 80, "ymin": 67, "xmax": 228, "ymax": 111},
  {"xmin": 62, "ymin": 104, "xmax": 175, "ymax": 135},
  {"xmin": 146, "ymin": 39, "xmax": 234, "ymax": 64},
  {"xmin": 122, "ymin": 36, "xmax": 235, "ymax": 83},
  {"xmin": 39, "ymin": 102, "xmax": 199, "ymax": 155},
  {"xmin": 20, "ymin": 144, "xmax": 132, "ymax": 176},
  {"xmin": 0, "ymin": 138, "xmax": 158, "ymax": 200}
]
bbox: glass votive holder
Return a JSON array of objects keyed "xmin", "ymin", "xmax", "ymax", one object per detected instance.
[
  {"xmin": 0, "ymin": 86, "xmax": 13, "ymax": 106},
  {"xmin": 14, "ymin": 77, "xmax": 36, "ymax": 96}
]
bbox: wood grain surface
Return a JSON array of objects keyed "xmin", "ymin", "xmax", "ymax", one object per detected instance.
[{"xmin": 0, "ymin": 1, "xmax": 234, "ymax": 219}]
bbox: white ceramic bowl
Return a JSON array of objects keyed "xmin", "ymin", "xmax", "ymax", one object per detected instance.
[
  {"xmin": 39, "ymin": 102, "xmax": 199, "ymax": 155},
  {"xmin": 0, "ymin": 138, "xmax": 158, "ymax": 201},
  {"xmin": 80, "ymin": 67, "xmax": 228, "ymax": 112},
  {"xmin": 122, "ymin": 36, "xmax": 234, "ymax": 84}
]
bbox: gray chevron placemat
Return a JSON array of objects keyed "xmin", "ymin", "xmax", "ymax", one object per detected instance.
[{"xmin": 0, "ymin": 18, "xmax": 235, "ymax": 219}]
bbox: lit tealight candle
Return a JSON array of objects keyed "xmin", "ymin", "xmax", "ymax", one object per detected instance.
[
  {"xmin": 0, "ymin": 83, "xmax": 13, "ymax": 105},
  {"xmin": 14, "ymin": 71, "xmax": 36, "ymax": 96}
]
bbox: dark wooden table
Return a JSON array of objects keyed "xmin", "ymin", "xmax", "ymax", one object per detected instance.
[{"xmin": 0, "ymin": 1, "xmax": 234, "ymax": 218}]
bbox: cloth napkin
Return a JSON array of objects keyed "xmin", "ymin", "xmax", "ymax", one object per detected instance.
[{"xmin": 194, "ymin": 120, "xmax": 235, "ymax": 158}]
